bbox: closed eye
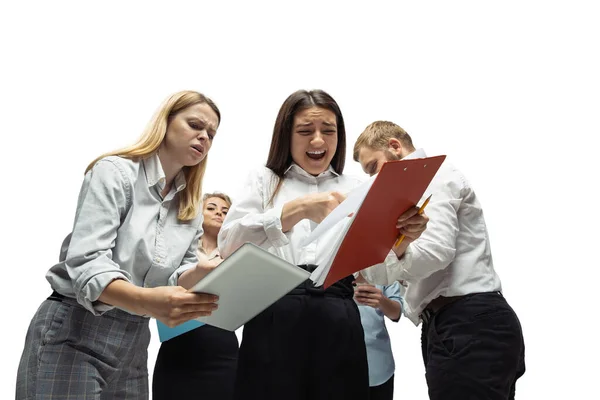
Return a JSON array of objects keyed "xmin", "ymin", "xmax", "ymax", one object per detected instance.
[
  {"xmin": 366, "ymin": 161, "xmax": 376, "ymax": 176},
  {"xmin": 189, "ymin": 121, "xmax": 204, "ymax": 130},
  {"xmin": 190, "ymin": 121, "xmax": 216, "ymax": 140}
]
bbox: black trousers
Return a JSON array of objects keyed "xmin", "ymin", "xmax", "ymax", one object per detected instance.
[
  {"xmin": 421, "ymin": 292, "xmax": 526, "ymax": 400},
  {"xmin": 369, "ymin": 374, "xmax": 394, "ymax": 400},
  {"xmin": 234, "ymin": 274, "xmax": 370, "ymax": 400},
  {"xmin": 153, "ymin": 324, "xmax": 239, "ymax": 400}
]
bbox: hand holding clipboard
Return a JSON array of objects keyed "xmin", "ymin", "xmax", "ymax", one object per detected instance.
[
  {"xmin": 309, "ymin": 155, "xmax": 446, "ymax": 288},
  {"xmin": 394, "ymin": 194, "xmax": 432, "ymax": 247}
]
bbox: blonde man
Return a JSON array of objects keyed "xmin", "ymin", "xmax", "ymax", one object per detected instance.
[
  {"xmin": 354, "ymin": 121, "xmax": 525, "ymax": 400},
  {"xmin": 17, "ymin": 91, "xmax": 222, "ymax": 399}
]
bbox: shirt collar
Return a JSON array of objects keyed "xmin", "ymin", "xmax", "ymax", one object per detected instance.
[
  {"xmin": 173, "ymin": 171, "xmax": 187, "ymax": 192},
  {"xmin": 283, "ymin": 162, "xmax": 340, "ymax": 178},
  {"xmin": 143, "ymin": 153, "xmax": 187, "ymax": 192},
  {"xmin": 199, "ymin": 239, "xmax": 220, "ymax": 260},
  {"xmin": 402, "ymin": 148, "xmax": 427, "ymax": 160}
]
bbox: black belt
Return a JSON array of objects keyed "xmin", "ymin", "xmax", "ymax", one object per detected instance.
[
  {"xmin": 48, "ymin": 290, "xmax": 67, "ymax": 302},
  {"xmin": 421, "ymin": 295, "xmax": 468, "ymax": 324},
  {"xmin": 291, "ymin": 264, "xmax": 354, "ymax": 299},
  {"xmin": 420, "ymin": 291, "xmax": 503, "ymax": 324}
]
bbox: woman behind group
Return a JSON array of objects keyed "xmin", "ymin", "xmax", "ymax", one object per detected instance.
[
  {"xmin": 218, "ymin": 89, "xmax": 428, "ymax": 400},
  {"xmin": 354, "ymin": 273, "xmax": 403, "ymax": 400},
  {"xmin": 153, "ymin": 192, "xmax": 239, "ymax": 400},
  {"xmin": 17, "ymin": 90, "xmax": 222, "ymax": 400}
]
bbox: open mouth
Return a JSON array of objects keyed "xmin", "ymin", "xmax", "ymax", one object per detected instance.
[
  {"xmin": 306, "ymin": 150, "xmax": 326, "ymax": 160},
  {"xmin": 191, "ymin": 144, "xmax": 204, "ymax": 156}
]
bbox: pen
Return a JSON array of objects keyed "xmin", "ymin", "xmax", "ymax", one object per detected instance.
[{"xmin": 394, "ymin": 194, "xmax": 432, "ymax": 247}]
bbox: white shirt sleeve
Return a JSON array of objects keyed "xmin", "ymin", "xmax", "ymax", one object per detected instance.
[
  {"xmin": 395, "ymin": 174, "xmax": 464, "ymax": 282},
  {"xmin": 360, "ymin": 170, "xmax": 466, "ymax": 285},
  {"xmin": 359, "ymin": 248, "xmax": 413, "ymax": 285},
  {"xmin": 218, "ymin": 167, "xmax": 290, "ymax": 258}
]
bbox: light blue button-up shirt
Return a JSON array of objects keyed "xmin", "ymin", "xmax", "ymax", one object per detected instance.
[
  {"xmin": 357, "ymin": 281, "xmax": 402, "ymax": 386},
  {"xmin": 46, "ymin": 154, "xmax": 203, "ymax": 315}
]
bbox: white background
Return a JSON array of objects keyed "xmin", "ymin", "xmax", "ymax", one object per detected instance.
[{"xmin": 1, "ymin": 1, "xmax": 598, "ymax": 398}]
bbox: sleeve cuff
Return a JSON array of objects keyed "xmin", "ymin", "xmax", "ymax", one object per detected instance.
[
  {"xmin": 391, "ymin": 246, "xmax": 414, "ymax": 282},
  {"xmin": 77, "ymin": 272, "xmax": 131, "ymax": 316},
  {"xmin": 360, "ymin": 264, "xmax": 388, "ymax": 285},
  {"xmin": 360, "ymin": 247, "xmax": 414, "ymax": 285},
  {"xmin": 263, "ymin": 203, "xmax": 290, "ymax": 247},
  {"xmin": 394, "ymin": 296, "xmax": 405, "ymax": 323}
]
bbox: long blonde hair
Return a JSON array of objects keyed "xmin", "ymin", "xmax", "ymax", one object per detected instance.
[{"xmin": 86, "ymin": 90, "xmax": 221, "ymax": 221}]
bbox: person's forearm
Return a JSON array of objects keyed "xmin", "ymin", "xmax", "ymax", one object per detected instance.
[
  {"xmin": 379, "ymin": 296, "xmax": 402, "ymax": 321},
  {"xmin": 98, "ymin": 279, "xmax": 146, "ymax": 315},
  {"xmin": 281, "ymin": 198, "xmax": 307, "ymax": 232},
  {"xmin": 179, "ymin": 265, "xmax": 212, "ymax": 290}
]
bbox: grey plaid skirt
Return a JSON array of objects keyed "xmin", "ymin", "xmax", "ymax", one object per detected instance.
[{"xmin": 16, "ymin": 294, "xmax": 151, "ymax": 399}]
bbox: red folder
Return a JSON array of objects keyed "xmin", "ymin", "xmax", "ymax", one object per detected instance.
[{"xmin": 321, "ymin": 155, "xmax": 446, "ymax": 288}]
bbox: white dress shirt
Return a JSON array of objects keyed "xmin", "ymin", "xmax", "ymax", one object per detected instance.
[
  {"xmin": 380, "ymin": 149, "xmax": 502, "ymax": 325},
  {"xmin": 218, "ymin": 163, "xmax": 410, "ymax": 276},
  {"xmin": 219, "ymin": 164, "xmax": 362, "ymax": 265}
]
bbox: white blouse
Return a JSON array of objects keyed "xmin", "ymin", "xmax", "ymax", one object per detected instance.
[{"xmin": 218, "ymin": 163, "xmax": 409, "ymax": 281}]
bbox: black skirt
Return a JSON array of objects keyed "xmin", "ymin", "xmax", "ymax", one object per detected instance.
[{"xmin": 153, "ymin": 324, "xmax": 239, "ymax": 400}]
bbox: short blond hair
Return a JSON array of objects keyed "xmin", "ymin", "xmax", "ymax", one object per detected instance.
[
  {"xmin": 353, "ymin": 121, "xmax": 415, "ymax": 161},
  {"xmin": 203, "ymin": 192, "xmax": 232, "ymax": 207},
  {"xmin": 86, "ymin": 90, "xmax": 220, "ymax": 222}
]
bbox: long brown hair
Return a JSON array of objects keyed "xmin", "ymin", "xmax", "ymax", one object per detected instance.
[
  {"xmin": 86, "ymin": 90, "xmax": 221, "ymax": 221},
  {"xmin": 265, "ymin": 89, "xmax": 346, "ymax": 204}
]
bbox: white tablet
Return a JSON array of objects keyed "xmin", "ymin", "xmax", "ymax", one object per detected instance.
[{"xmin": 189, "ymin": 242, "xmax": 311, "ymax": 331}]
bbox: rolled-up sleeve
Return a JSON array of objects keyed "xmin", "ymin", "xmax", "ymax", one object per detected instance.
[
  {"xmin": 383, "ymin": 281, "xmax": 403, "ymax": 305},
  {"xmin": 218, "ymin": 168, "xmax": 289, "ymax": 257},
  {"xmin": 383, "ymin": 281, "xmax": 403, "ymax": 322},
  {"xmin": 64, "ymin": 159, "xmax": 133, "ymax": 315}
]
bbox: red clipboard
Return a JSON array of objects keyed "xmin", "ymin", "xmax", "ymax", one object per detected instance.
[{"xmin": 321, "ymin": 155, "xmax": 446, "ymax": 288}]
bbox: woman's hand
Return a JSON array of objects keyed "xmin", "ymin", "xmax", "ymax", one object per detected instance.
[
  {"xmin": 99, "ymin": 279, "xmax": 219, "ymax": 328},
  {"xmin": 281, "ymin": 191, "xmax": 346, "ymax": 231},
  {"xmin": 178, "ymin": 256, "xmax": 224, "ymax": 290},
  {"xmin": 303, "ymin": 191, "xmax": 346, "ymax": 223},
  {"xmin": 139, "ymin": 285, "xmax": 219, "ymax": 328},
  {"xmin": 354, "ymin": 283, "xmax": 384, "ymax": 309}
]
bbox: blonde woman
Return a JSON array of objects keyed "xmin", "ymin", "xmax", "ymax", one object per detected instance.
[
  {"xmin": 153, "ymin": 192, "xmax": 239, "ymax": 400},
  {"xmin": 16, "ymin": 91, "xmax": 222, "ymax": 400}
]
